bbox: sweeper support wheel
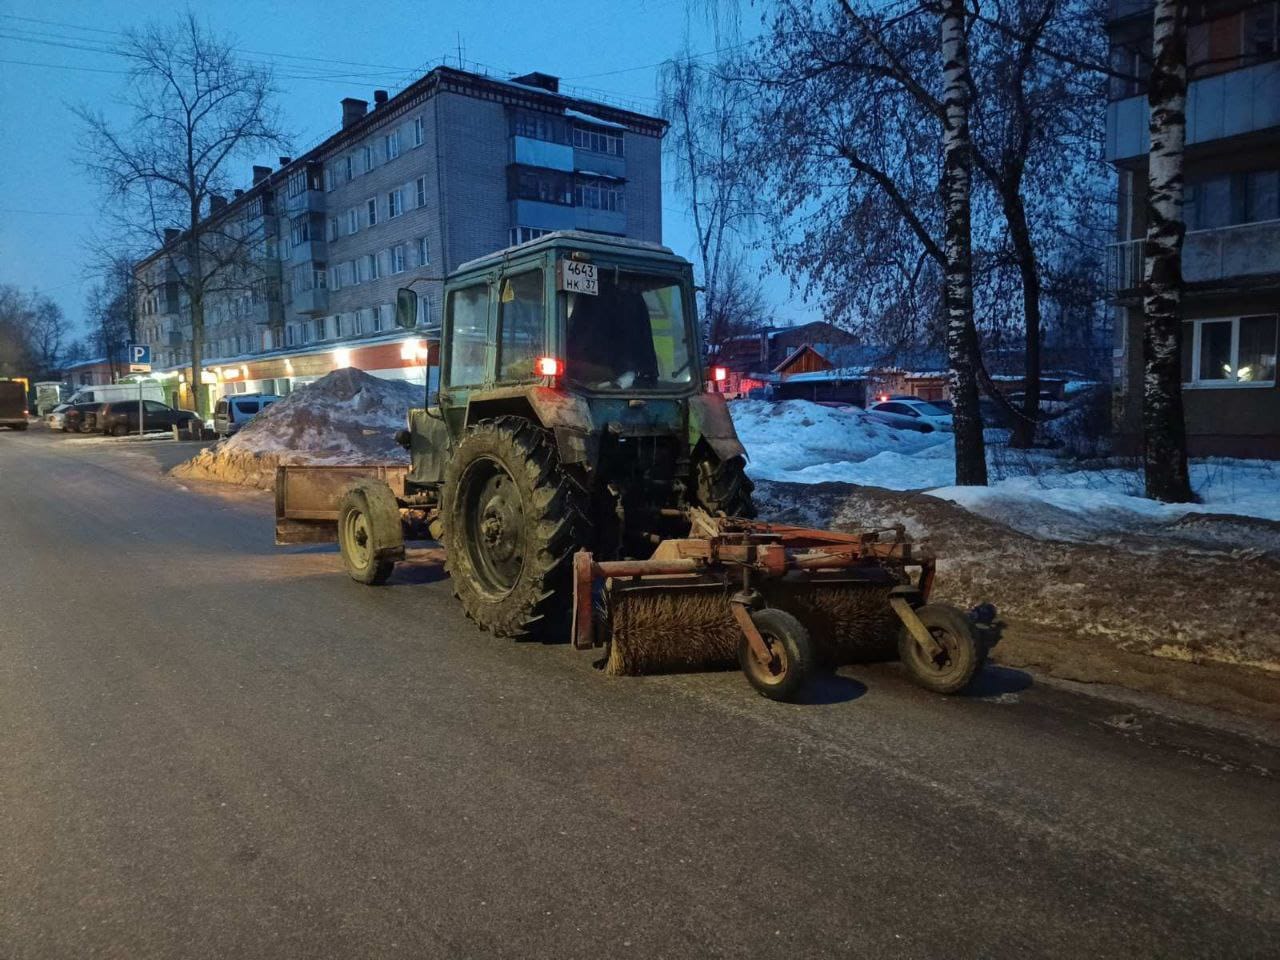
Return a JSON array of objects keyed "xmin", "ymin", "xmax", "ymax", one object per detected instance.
[
  {"xmin": 734, "ymin": 605, "xmax": 813, "ymax": 701},
  {"xmin": 337, "ymin": 481, "xmax": 406, "ymax": 585},
  {"xmin": 896, "ymin": 602, "xmax": 984, "ymax": 694}
]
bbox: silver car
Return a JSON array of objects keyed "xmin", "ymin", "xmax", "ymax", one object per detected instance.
[
  {"xmin": 865, "ymin": 398, "xmax": 954, "ymax": 433},
  {"xmin": 213, "ymin": 393, "xmax": 279, "ymax": 438}
]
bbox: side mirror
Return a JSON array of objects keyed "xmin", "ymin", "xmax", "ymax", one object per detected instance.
[{"xmin": 395, "ymin": 288, "xmax": 418, "ymax": 329}]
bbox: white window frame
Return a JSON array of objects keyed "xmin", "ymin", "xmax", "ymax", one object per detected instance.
[
  {"xmin": 392, "ymin": 244, "xmax": 406, "ymax": 273},
  {"xmin": 328, "ymin": 216, "xmax": 340, "ymax": 241},
  {"xmin": 362, "ymin": 144, "xmax": 375, "ymax": 173},
  {"xmin": 1182, "ymin": 314, "xmax": 1278, "ymax": 388},
  {"xmin": 347, "ymin": 207, "xmax": 360, "ymax": 235},
  {"xmin": 366, "ymin": 197, "xmax": 378, "ymax": 227},
  {"xmin": 416, "ymin": 175, "xmax": 427, "ymax": 208},
  {"xmin": 384, "ymin": 130, "xmax": 400, "ymax": 161},
  {"xmin": 367, "ymin": 252, "xmax": 380, "ymax": 281},
  {"xmin": 387, "ymin": 188, "xmax": 403, "ymax": 219},
  {"xmin": 416, "ymin": 236, "xmax": 429, "ymax": 266},
  {"xmin": 413, "ymin": 116, "xmax": 424, "ymax": 147}
]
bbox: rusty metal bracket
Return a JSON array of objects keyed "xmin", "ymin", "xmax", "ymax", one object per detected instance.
[
  {"xmin": 889, "ymin": 596, "xmax": 945, "ymax": 660},
  {"xmin": 730, "ymin": 593, "xmax": 773, "ymax": 668}
]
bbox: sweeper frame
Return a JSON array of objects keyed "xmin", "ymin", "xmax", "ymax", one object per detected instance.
[{"xmin": 571, "ymin": 510, "xmax": 986, "ymax": 701}]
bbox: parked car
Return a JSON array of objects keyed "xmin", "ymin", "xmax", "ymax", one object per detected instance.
[
  {"xmin": 865, "ymin": 398, "xmax": 955, "ymax": 433},
  {"xmin": 213, "ymin": 393, "xmax": 279, "ymax": 437},
  {"xmin": 62, "ymin": 401, "xmax": 107, "ymax": 434},
  {"xmin": 45, "ymin": 402, "xmax": 72, "ymax": 431},
  {"xmin": 98, "ymin": 400, "xmax": 199, "ymax": 436}
]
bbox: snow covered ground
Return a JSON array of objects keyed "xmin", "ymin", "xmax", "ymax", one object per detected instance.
[{"xmin": 731, "ymin": 398, "xmax": 1280, "ymax": 535}]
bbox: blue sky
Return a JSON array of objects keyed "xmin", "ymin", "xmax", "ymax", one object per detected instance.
[{"xmin": 0, "ymin": 0, "xmax": 809, "ymax": 339}]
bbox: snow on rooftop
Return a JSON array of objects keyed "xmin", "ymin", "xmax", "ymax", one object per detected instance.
[
  {"xmin": 785, "ymin": 366, "xmax": 876, "ymax": 383},
  {"xmin": 564, "ymin": 108, "xmax": 629, "ymax": 130}
]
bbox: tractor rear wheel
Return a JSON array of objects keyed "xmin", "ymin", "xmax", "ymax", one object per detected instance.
[
  {"xmin": 442, "ymin": 417, "xmax": 589, "ymax": 641},
  {"xmin": 694, "ymin": 454, "xmax": 755, "ymax": 518}
]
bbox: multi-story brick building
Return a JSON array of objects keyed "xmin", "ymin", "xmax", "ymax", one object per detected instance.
[
  {"xmin": 135, "ymin": 65, "xmax": 666, "ymax": 412},
  {"xmin": 1106, "ymin": 0, "xmax": 1280, "ymax": 456}
]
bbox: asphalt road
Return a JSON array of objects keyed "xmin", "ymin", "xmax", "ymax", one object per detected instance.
[{"xmin": 2, "ymin": 428, "xmax": 1278, "ymax": 959}]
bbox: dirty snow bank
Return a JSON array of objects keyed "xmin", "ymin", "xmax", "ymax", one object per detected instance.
[
  {"xmin": 729, "ymin": 398, "xmax": 1280, "ymax": 530},
  {"xmin": 172, "ymin": 368, "xmax": 419, "ymax": 488}
]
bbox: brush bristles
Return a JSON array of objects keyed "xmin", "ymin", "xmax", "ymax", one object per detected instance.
[{"xmin": 604, "ymin": 582, "xmax": 899, "ymax": 676}]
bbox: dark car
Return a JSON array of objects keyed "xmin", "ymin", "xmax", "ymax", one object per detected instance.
[
  {"xmin": 98, "ymin": 399, "xmax": 199, "ymax": 436},
  {"xmin": 62, "ymin": 401, "xmax": 107, "ymax": 434}
]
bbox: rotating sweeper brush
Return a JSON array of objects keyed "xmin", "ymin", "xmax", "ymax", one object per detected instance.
[{"xmin": 571, "ymin": 510, "xmax": 988, "ymax": 702}]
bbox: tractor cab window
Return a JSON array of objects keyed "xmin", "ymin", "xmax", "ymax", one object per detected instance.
[
  {"xmin": 497, "ymin": 269, "xmax": 545, "ymax": 380},
  {"xmin": 447, "ymin": 283, "xmax": 490, "ymax": 386},
  {"xmin": 565, "ymin": 271, "xmax": 693, "ymax": 390}
]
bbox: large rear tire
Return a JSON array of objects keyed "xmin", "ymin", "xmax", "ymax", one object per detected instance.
[
  {"xmin": 442, "ymin": 417, "xmax": 589, "ymax": 641},
  {"xmin": 694, "ymin": 454, "xmax": 755, "ymax": 518}
]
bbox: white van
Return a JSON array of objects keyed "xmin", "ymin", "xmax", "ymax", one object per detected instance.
[
  {"xmin": 66, "ymin": 382, "xmax": 165, "ymax": 406},
  {"xmin": 213, "ymin": 393, "xmax": 280, "ymax": 437}
]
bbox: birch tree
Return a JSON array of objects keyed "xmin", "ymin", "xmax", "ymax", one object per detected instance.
[
  {"xmin": 937, "ymin": 0, "xmax": 988, "ymax": 483},
  {"xmin": 1141, "ymin": 0, "xmax": 1193, "ymax": 502},
  {"xmin": 75, "ymin": 14, "xmax": 286, "ymax": 417}
]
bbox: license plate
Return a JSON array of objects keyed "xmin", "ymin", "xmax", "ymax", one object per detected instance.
[{"xmin": 558, "ymin": 259, "xmax": 598, "ymax": 296}]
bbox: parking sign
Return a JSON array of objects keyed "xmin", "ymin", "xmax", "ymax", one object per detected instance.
[{"xmin": 127, "ymin": 343, "xmax": 151, "ymax": 373}]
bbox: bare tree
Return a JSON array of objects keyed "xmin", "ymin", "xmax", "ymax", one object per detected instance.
[
  {"xmin": 736, "ymin": 0, "xmax": 989, "ymax": 483},
  {"xmin": 0, "ymin": 285, "xmax": 66, "ymax": 379},
  {"xmin": 660, "ymin": 54, "xmax": 762, "ymax": 354},
  {"xmin": 1141, "ymin": 0, "xmax": 1193, "ymax": 502},
  {"xmin": 75, "ymin": 14, "xmax": 286, "ymax": 417}
]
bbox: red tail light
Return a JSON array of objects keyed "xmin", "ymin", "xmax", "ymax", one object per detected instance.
[
  {"xmin": 537, "ymin": 356, "xmax": 563, "ymax": 377},
  {"xmin": 712, "ymin": 366, "xmax": 728, "ymax": 382}
]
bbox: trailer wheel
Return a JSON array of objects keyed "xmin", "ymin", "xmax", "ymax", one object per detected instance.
[
  {"xmin": 898, "ymin": 603, "xmax": 985, "ymax": 694},
  {"xmin": 739, "ymin": 608, "xmax": 813, "ymax": 702},
  {"xmin": 694, "ymin": 453, "xmax": 756, "ymax": 518},
  {"xmin": 338, "ymin": 489, "xmax": 396, "ymax": 585},
  {"xmin": 442, "ymin": 417, "xmax": 589, "ymax": 641}
]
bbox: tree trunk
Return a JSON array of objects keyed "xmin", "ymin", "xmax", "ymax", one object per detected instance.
[
  {"xmin": 940, "ymin": 0, "xmax": 988, "ymax": 485},
  {"xmin": 1004, "ymin": 189, "xmax": 1042, "ymax": 449},
  {"xmin": 187, "ymin": 222, "xmax": 207, "ymax": 420},
  {"xmin": 1142, "ymin": 0, "xmax": 1194, "ymax": 503}
]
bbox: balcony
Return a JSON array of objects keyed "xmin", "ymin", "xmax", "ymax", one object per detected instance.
[
  {"xmin": 292, "ymin": 269, "xmax": 329, "ymax": 316},
  {"xmin": 1107, "ymin": 219, "xmax": 1280, "ymax": 293},
  {"xmin": 291, "ymin": 237, "xmax": 327, "ymax": 264},
  {"xmin": 1106, "ymin": 60, "xmax": 1280, "ymax": 161},
  {"xmin": 285, "ymin": 188, "xmax": 326, "ymax": 214},
  {"xmin": 512, "ymin": 136, "xmax": 573, "ymax": 171}
]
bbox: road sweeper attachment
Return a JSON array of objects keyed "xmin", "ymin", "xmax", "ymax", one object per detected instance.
[{"xmin": 572, "ymin": 510, "xmax": 987, "ymax": 702}]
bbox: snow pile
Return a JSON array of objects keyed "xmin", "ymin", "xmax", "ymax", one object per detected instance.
[
  {"xmin": 173, "ymin": 368, "xmax": 420, "ymax": 488},
  {"xmin": 731, "ymin": 399, "xmax": 951, "ymax": 485},
  {"xmin": 929, "ymin": 459, "xmax": 1280, "ymax": 536}
]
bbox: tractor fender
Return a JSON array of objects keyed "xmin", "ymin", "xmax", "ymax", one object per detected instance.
[
  {"xmin": 348, "ymin": 478, "xmax": 405, "ymax": 561},
  {"xmin": 466, "ymin": 386, "xmax": 596, "ymax": 466},
  {"xmin": 686, "ymin": 392, "xmax": 747, "ymax": 462}
]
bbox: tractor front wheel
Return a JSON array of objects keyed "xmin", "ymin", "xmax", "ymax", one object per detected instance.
[
  {"xmin": 442, "ymin": 418, "xmax": 589, "ymax": 641},
  {"xmin": 694, "ymin": 453, "xmax": 755, "ymax": 518}
]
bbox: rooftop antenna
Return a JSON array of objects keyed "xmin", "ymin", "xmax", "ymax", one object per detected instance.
[{"xmin": 456, "ymin": 32, "xmax": 465, "ymax": 70}]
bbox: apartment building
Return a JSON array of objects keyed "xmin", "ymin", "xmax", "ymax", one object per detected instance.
[
  {"xmin": 1106, "ymin": 0, "xmax": 1280, "ymax": 456},
  {"xmin": 135, "ymin": 65, "xmax": 666, "ymax": 412}
]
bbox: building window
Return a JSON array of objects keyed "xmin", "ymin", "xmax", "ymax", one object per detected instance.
[
  {"xmin": 328, "ymin": 265, "xmax": 342, "ymax": 291},
  {"xmin": 1181, "ymin": 315, "xmax": 1278, "ymax": 386},
  {"xmin": 290, "ymin": 214, "xmax": 311, "ymax": 245},
  {"xmin": 574, "ymin": 177, "xmax": 625, "ymax": 212},
  {"xmin": 1186, "ymin": 169, "xmax": 1280, "ymax": 231},
  {"xmin": 345, "ymin": 154, "xmax": 354, "ymax": 182},
  {"xmin": 416, "ymin": 176, "xmax": 427, "ymax": 208},
  {"xmin": 366, "ymin": 252, "xmax": 380, "ymax": 281},
  {"xmin": 512, "ymin": 110, "xmax": 564, "ymax": 143},
  {"xmin": 387, "ymin": 189, "xmax": 403, "ymax": 219},
  {"xmin": 324, "ymin": 166, "xmax": 337, "ymax": 191},
  {"xmin": 510, "ymin": 167, "xmax": 573, "ymax": 205},
  {"xmin": 347, "ymin": 207, "xmax": 360, "ymax": 235},
  {"xmin": 362, "ymin": 144, "xmax": 375, "ymax": 173},
  {"xmin": 510, "ymin": 226, "xmax": 550, "ymax": 246},
  {"xmin": 384, "ymin": 130, "xmax": 400, "ymax": 161},
  {"xmin": 416, "ymin": 236, "xmax": 429, "ymax": 265},
  {"xmin": 413, "ymin": 115, "xmax": 424, "ymax": 147},
  {"xmin": 1244, "ymin": 2, "xmax": 1280, "ymax": 59},
  {"xmin": 572, "ymin": 124, "xmax": 624, "ymax": 157},
  {"xmin": 286, "ymin": 324, "xmax": 295, "ymax": 346},
  {"xmin": 367, "ymin": 198, "xmax": 378, "ymax": 227},
  {"xmin": 287, "ymin": 169, "xmax": 308, "ymax": 197},
  {"xmin": 315, "ymin": 316, "xmax": 327, "ymax": 340},
  {"xmin": 328, "ymin": 216, "xmax": 340, "ymax": 241},
  {"xmin": 392, "ymin": 244, "xmax": 407, "ymax": 273},
  {"xmin": 416, "ymin": 293, "xmax": 431, "ymax": 327}
]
